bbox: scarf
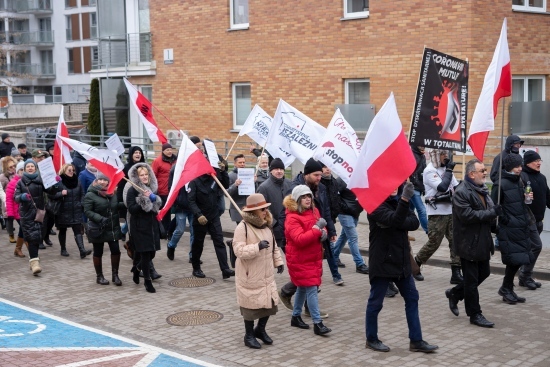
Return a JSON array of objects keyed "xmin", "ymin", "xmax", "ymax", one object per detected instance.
[
  {"xmin": 23, "ymin": 172, "xmax": 38, "ymax": 180},
  {"xmin": 465, "ymin": 177, "xmax": 494, "ymax": 208},
  {"xmin": 61, "ymin": 173, "xmax": 79, "ymax": 189},
  {"xmin": 272, "ymin": 175, "xmax": 285, "ymax": 185},
  {"xmin": 93, "ymin": 184, "xmax": 110, "ymax": 198}
]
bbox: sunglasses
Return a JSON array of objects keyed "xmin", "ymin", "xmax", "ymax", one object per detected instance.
[
  {"xmin": 260, "ymin": 208, "xmax": 268, "ymax": 211},
  {"xmin": 8, "ymin": 165, "xmax": 15, "ymax": 169}
]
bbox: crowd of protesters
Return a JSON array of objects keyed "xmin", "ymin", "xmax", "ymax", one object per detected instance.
[{"xmin": 0, "ymin": 133, "xmax": 545, "ymax": 354}]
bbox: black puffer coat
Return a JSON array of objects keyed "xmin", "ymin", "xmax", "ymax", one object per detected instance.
[
  {"xmin": 15, "ymin": 175, "xmax": 47, "ymax": 244},
  {"xmin": 491, "ymin": 171, "xmax": 534, "ymax": 266},
  {"xmin": 83, "ymin": 184, "xmax": 122, "ymax": 243},
  {"xmin": 51, "ymin": 180, "xmax": 83, "ymax": 227},
  {"xmin": 320, "ymin": 175, "xmax": 340, "ymax": 221},
  {"xmin": 367, "ymin": 196, "xmax": 419, "ymax": 280},
  {"xmin": 125, "ymin": 163, "xmax": 162, "ymax": 253}
]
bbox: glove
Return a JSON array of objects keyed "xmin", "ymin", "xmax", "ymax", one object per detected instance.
[
  {"xmin": 55, "ymin": 175, "xmax": 61, "ymax": 182},
  {"xmin": 320, "ymin": 229, "xmax": 328, "ymax": 242},
  {"xmin": 258, "ymin": 240, "xmax": 270, "ymax": 250},
  {"xmin": 493, "ymin": 204, "xmax": 504, "ymax": 217},
  {"xmin": 401, "ymin": 182, "xmax": 415, "ymax": 200},
  {"xmin": 100, "ymin": 217, "xmax": 110, "ymax": 227},
  {"xmin": 149, "ymin": 193, "xmax": 157, "ymax": 202},
  {"xmin": 217, "ymin": 161, "xmax": 226, "ymax": 172},
  {"xmin": 197, "ymin": 215, "xmax": 208, "ymax": 225},
  {"xmin": 20, "ymin": 193, "xmax": 30, "ymax": 202},
  {"xmin": 277, "ymin": 265, "xmax": 284, "ymax": 274},
  {"xmin": 315, "ymin": 218, "xmax": 327, "ymax": 229},
  {"xmin": 445, "ymin": 160, "xmax": 456, "ymax": 171}
]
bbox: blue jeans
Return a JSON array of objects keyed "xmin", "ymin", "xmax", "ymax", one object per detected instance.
[
  {"xmin": 293, "ymin": 286, "xmax": 322, "ymax": 323},
  {"xmin": 366, "ymin": 275, "xmax": 422, "ymax": 342},
  {"xmin": 167, "ymin": 211, "xmax": 194, "ymax": 258},
  {"xmin": 409, "ymin": 190, "xmax": 428, "ymax": 233},
  {"xmin": 332, "ymin": 214, "xmax": 364, "ymax": 267},
  {"xmin": 324, "ymin": 240, "xmax": 342, "ymax": 281}
]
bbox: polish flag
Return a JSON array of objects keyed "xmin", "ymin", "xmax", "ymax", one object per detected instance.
[
  {"xmin": 53, "ymin": 106, "xmax": 72, "ymax": 173},
  {"xmin": 467, "ymin": 18, "xmax": 512, "ymax": 161},
  {"xmin": 123, "ymin": 78, "xmax": 168, "ymax": 144},
  {"xmin": 157, "ymin": 132, "xmax": 215, "ymax": 221},
  {"xmin": 58, "ymin": 136, "xmax": 125, "ymax": 195},
  {"xmin": 348, "ymin": 93, "xmax": 416, "ymax": 213}
]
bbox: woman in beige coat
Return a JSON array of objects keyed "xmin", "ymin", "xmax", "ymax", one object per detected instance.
[{"xmin": 232, "ymin": 193, "xmax": 284, "ymax": 349}]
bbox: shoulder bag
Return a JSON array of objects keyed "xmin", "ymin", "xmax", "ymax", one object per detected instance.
[{"xmin": 25, "ymin": 184, "xmax": 46, "ymax": 223}]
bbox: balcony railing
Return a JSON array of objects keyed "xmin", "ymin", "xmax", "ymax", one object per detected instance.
[
  {"xmin": 14, "ymin": 0, "xmax": 52, "ymax": 13},
  {"xmin": 94, "ymin": 32, "xmax": 152, "ymax": 69},
  {"xmin": 0, "ymin": 63, "xmax": 55, "ymax": 78},
  {"xmin": 0, "ymin": 30, "xmax": 54, "ymax": 45}
]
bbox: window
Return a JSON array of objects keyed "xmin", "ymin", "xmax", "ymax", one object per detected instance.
[
  {"xmin": 345, "ymin": 79, "xmax": 370, "ymax": 104},
  {"xmin": 91, "ymin": 46, "xmax": 98, "ymax": 68},
  {"xmin": 66, "ymin": 15, "xmax": 72, "ymax": 41},
  {"xmin": 90, "ymin": 13, "xmax": 97, "ymax": 38},
  {"xmin": 344, "ymin": 0, "xmax": 369, "ymax": 19},
  {"xmin": 65, "ymin": 0, "xmax": 76, "ymax": 8},
  {"xmin": 68, "ymin": 49, "xmax": 74, "ymax": 73},
  {"xmin": 232, "ymin": 83, "xmax": 251, "ymax": 129},
  {"xmin": 512, "ymin": 76, "xmax": 545, "ymax": 102},
  {"xmin": 230, "ymin": 0, "xmax": 249, "ymax": 30},
  {"xmin": 512, "ymin": 0, "xmax": 547, "ymax": 12}
]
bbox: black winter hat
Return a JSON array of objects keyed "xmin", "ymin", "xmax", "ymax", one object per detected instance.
[
  {"xmin": 503, "ymin": 153, "xmax": 523, "ymax": 172},
  {"xmin": 303, "ymin": 158, "xmax": 323, "ymax": 175},
  {"xmin": 269, "ymin": 158, "xmax": 285, "ymax": 171},
  {"xmin": 523, "ymin": 150, "xmax": 541, "ymax": 165},
  {"xmin": 1, "ymin": 133, "xmax": 9, "ymax": 141},
  {"xmin": 46, "ymin": 141, "xmax": 55, "ymax": 152}
]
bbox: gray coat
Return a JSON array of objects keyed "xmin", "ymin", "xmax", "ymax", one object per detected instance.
[
  {"xmin": 228, "ymin": 168, "xmax": 247, "ymax": 222},
  {"xmin": 256, "ymin": 174, "xmax": 292, "ymax": 244}
]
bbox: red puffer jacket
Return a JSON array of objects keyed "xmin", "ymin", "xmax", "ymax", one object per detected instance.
[
  {"xmin": 6, "ymin": 175, "xmax": 20, "ymax": 220},
  {"xmin": 283, "ymin": 195, "xmax": 323, "ymax": 287}
]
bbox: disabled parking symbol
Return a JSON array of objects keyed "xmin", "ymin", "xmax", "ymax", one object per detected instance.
[{"xmin": 0, "ymin": 315, "xmax": 46, "ymax": 337}]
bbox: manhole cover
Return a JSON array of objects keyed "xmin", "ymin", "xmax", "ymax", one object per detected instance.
[
  {"xmin": 166, "ymin": 310, "xmax": 224, "ymax": 326},
  {"xmin": 169, "ymin": 277, "xmax": 216, "ymax": 288}
]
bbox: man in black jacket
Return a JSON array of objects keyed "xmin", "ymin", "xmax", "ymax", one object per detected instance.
[
  {"xmin": 188, "ymin": 166, "xmax": 234, "ymax": 280},
  {"xmin": 490, "ymin": 134, "xmax": 524, "ymax": 183},
  {"xmin": 518, "ymin": 150, "xmax": 548, "ymax": 290},
  {"xmin": 447, "ymin": 159, "xmax": 500, "ymax": 328},
  {"xmin": 366, "ymin": 182, "xmax": 438, "ymax": 353},
  {"xmin": 0, "ymin": 133, "xmax": 15, "ymax": 158},
  {"xmin": 409, "ymin": 145, "xmax": 428, "ymax": 233}
]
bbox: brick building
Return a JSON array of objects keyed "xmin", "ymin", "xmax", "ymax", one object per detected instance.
[{"xmin": 95, "ymin": 0, "xmax": 550, "ymax": 159}]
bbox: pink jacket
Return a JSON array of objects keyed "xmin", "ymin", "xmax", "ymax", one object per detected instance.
[{"xmin": 6, "ymin": 175, "xmax": 20, "ymax": 220}]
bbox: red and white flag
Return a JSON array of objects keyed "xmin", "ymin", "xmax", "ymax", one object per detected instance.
[
  {"xmin": 58, "ymin": 136, "xmax": 125, "ymax": 195},
  {"xmin": 348, "ymin": 93, "xmax": 416, "ymax": 213},
  {"xmin": 157, "ymin": 132, "xmax": 216, "ymax": 221},
  {"xmin": 123, "ymin": 78, "xmax": 168, "ymax": 144},
  {"xmin": 467, "ymin": 18, "xmax": 512, "ymax": 161},
  {"xmin": 53, "ymin": 106, "xmax": 72, "ymax": 173}
]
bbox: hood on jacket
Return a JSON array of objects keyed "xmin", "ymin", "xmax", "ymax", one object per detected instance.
[
  {"xmin": 242, "ymin": 209, "xmax": 273, "ymax": 228},
  {"xmin": 505, "ymin": 135, "xmax": 524, "ymax": 153},
  {"xmin": 127, "ymin": 146, "xmax": 145, "ymax": 164},
  {"xmin": 127, "ymin": 162, "xmax": 158, "ymax": 193}
]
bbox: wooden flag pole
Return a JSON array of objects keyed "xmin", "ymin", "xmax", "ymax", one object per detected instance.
[
  {"xmin": 123, "ymin": 177, "xmax": 147, "ymax": 194},
  {"xmin": 225, "ymin": 135, "xmax": 240, "ymax": 161}
]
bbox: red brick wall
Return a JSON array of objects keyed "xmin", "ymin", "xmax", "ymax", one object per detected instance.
[{"xmin": 145, "ymin": 0, "xmax": 550, "ymax": 158}]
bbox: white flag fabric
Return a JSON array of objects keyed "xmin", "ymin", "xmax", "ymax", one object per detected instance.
[
  {"xmin": 265, "ymin": 99, "xmax": 326, "ymax": 166},
  {"xmin": 313, "ymin": 109, "xmax": 361, "ymax": 184},
  {"xmin": 239, "ymin": 104, "xmax": 272, "ymax": 146},
  {"xmin": 53, "ymin": 105, "xmax": 72, "ymax": 173}
]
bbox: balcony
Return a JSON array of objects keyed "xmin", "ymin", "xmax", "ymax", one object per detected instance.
[
  {"xmin": 0, "ymin": 63, "xmax": 55, "ymax": 78},
  {"xmin": 0, "ymin": 30, "xmax": 54, "ymax": 46},
  {"xmin": 14, "ymin": 0, "xmax": 52, "ymax": 14},
  {"xmin": 90, "ymin": 32, "xmax": 155, "ymax": 77}
]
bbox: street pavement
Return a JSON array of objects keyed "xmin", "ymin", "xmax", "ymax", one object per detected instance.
[{"xmin": 1, "ymin": 212, "xmax": 550, "ymax": 367}]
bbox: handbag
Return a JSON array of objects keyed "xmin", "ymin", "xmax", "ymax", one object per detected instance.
[
  {"xmin": 409, "ymin": 241, "xmax": 420, "ymax": 276},
  {"xmin": 25, "ymin": 184, "xmax": 46, "ymax": 223},
  {"xmin": 46, "ymin": 199, "xmax": 61, "ymax": 215}
]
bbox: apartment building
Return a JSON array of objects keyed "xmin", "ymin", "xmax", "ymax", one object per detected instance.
[
  {"xmin": 0, "ymin": 0, "xmax": 97, "ymax": 119},
  {"xmin": 89, "ymin": 1, "xmax": 549, "ymax": 155}
]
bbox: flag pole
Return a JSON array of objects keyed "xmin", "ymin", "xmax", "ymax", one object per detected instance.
[
  {"xmin": 496, "ymin": 98, "xmax": 506, "ymax": 205},
  {"xmin": 224, "ymin": 135, "xmax": 240, "ymax": 161},
  {"xmin": 123, "ymin": 177, "xmax": 147, "ymax": 193},
  {"xmin": 210, "ymin": 173, "xmax": 263, "ymax": 239}
]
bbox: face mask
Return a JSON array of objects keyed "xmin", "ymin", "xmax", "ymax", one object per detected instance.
[{"xmin": 511, "ymin": 146, "xmax": 520, "ymax": 154}]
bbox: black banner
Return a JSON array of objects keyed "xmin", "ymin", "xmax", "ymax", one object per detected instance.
[{"xmin": 409, "ymin": 48, "xmax": 469, "ymax": 152}]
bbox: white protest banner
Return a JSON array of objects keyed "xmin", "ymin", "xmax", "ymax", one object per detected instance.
[
  {"xmin": 37, "ymin": 157, "xmax": 58, "ymax": 189},
  {"xmin": 237, "ymin": 168, "xmax": 255, "ymax": 196},
  {"xmin": 239, "ymin": 104, "xmax": 272, "ymax": 147},
  {"xmin": 203, "ymin": 139, "xmax": 220, "ymax": 168},
  {"xmin": 265, "ymin": 99, "xmax": 326, "ymax": 166},
  {"xmin": 313, "ymin": 109, "xmax": 361, "ymax": 184},
  {"xmin": 105, "ymin": 133, "xmax": 125, "ymax": 156}
]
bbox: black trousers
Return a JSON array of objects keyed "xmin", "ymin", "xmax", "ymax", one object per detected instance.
[
  {"xmin": 191, "ymin": 216, "xmax": 229, "ymax": 271},
  {"xmin": 159, "ymin": 195, "xmax": 171, "ymax": 237},
  {"xmin": 450, "ymin": 258, "xmax": 491, "ymax": 317},
  {"xmin": 135, "ymin": 251, "xmax": 156, "ymax": 279}
]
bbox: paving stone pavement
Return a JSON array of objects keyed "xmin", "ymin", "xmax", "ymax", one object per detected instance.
[{"xmin": 1, "ymin": 212, "xmax": 550, "ymax": 366}]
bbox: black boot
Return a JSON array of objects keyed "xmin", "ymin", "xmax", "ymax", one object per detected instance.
[
  {"xmin": 59, "ymin": 230, "xmax": 69, "ymax": 256},
  {"xmin": 144, "ymin": 278, "xmax": 156, "ymax": 293},
  {"xmin": 93, "ymin": 256, "xmax": 109, "ymax": 285},
  {"xmin": 254, "ymin": 316, "xmax": 273, "ymax": 344},
  {"xmin": 291, "ymin": 316, "xmax": 310, "ymax": 329},
  {"xmin": 445, "ymin": 289, "xmax": 459, "ymax": 316},
  {"xmin": 313, "ymin": 321, "xmax": 332, "ymax": 335},
  {"xmin": 498, "ymin": 285, "xmax": 518, "ymax": 304},
  {"xmin": 413, "ymin": 257, "xmax": 424, "ymax": 281},
  {"xmin": 131, "ymin": 264, "xmax": 140, "ymax": 284},
  {"xmin": 111, "ymin": 253, "xmax": 122, "ymax": 286},
  {"xmin": 75, "ymin": 234, "xmax": 92, "ymax": 259},
  {"xmin": 150, "ymin": 260, "xmax": 162, "ymax": 280},
  {"xmin": 450, "ymin": 266, "xmax": 463, "ymax": 285},
  {"xmin": 244, "ymin": 320, "xmax": 261, "ymax": 349}
]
